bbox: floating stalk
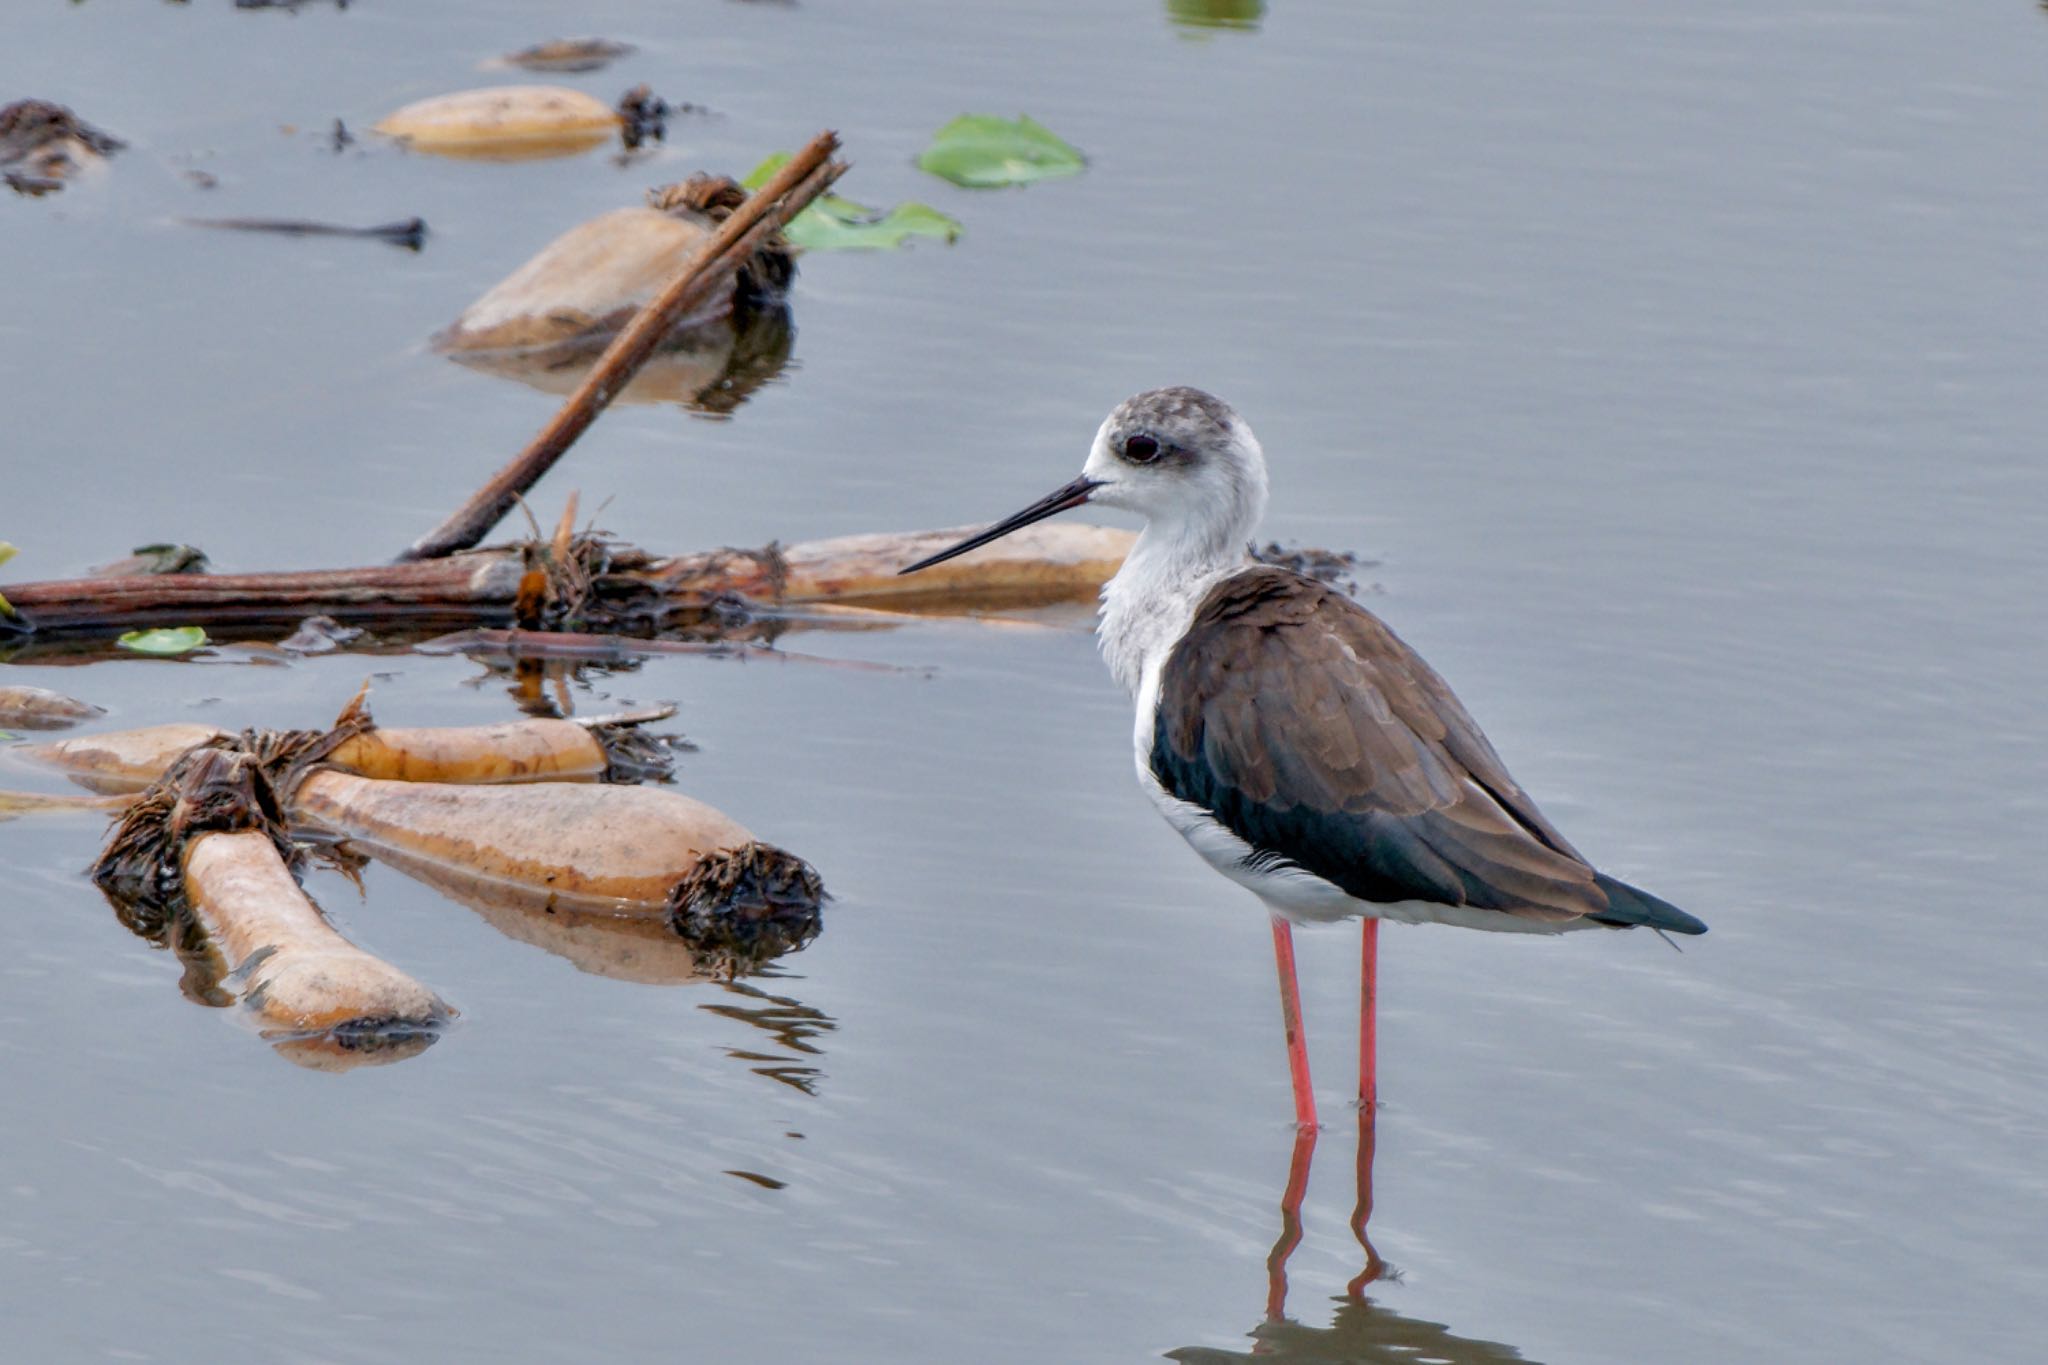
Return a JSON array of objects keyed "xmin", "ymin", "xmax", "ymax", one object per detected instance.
[
  {"xmin": 90, "ymin": 745, "xmax": 451, "ymax": 1068},
  {"xmin": 22, "ymin": 692, "xmax": 677, "ymax": 792},
  {"xmin": 292, "ymin": 771, "xmax": 823, "ymax": 975},
  {"xmin": 0, "ymin": 522, "xmax": 1135, "ymax": 642}
]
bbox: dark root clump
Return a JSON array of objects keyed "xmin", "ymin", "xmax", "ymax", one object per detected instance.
[
  {"xmin": 666, "ymin": 842, "xmax": 825, "ymax": 976},
  {"xmin": 646, "ymin": 173, "xmax": 796, "ymax": 308},
  {"xmin": 89, "ymin": 691, "xmax": 373, "ymax": 938},
  {"xmin": 590, "ymin": 719, "xmax": 688, "ymax": 784},
  {"xmin": 90, "ymin": 744, "xmax": 296, "ymax": 935},
  {"xmin": 322, "ymin": 1015, "xmax": 444, "ymax": 1053}
]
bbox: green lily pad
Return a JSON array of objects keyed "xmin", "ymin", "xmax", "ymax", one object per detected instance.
[
  {"xmin": 916, "ymin": 114, "xmax": 1085, "ymax": 189},
  {"xmin": 116, "ymin": 626, "xmax": 208, "ymax": 656},
  {"xmin": 743, "ymin": 155, "xmax": 961, "ymax": 251}
]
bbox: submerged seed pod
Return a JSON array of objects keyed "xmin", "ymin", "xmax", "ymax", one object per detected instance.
[
  {"xmin": 431, "ymin": 175, "xmax": 793, "ymax": 378},
  {"xmin": 91, "ymin": 746, "xmax": 451, "ymax": 1066},
  {"xmin": 325, "ymin": 713, "xmax": 673, "ymax": 784},
  {"xmin": 0, "ymin": 789, "xmax": 129, "ymax": 820},
  {"xmin": 184, "ymin": 831, "xmax": 450, "ymax": 1040},
  {"xmin": 21, "ymin": 722, "xmax": 227, "ymax": 793},
  {"xmin": 0, "ymin": 684, "xmax": 105, "ymax": 729},
  {"xmin": 433, "ymin": 207, "xmax": 723, "ymax": 352}
]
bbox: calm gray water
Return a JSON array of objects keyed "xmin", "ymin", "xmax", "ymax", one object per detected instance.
[{"xmin": 6, "ymin": 2, "xmax": 2047, "ymax": 1361}]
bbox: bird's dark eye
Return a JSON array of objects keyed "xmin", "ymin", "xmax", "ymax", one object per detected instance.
[{"xmin": 1123, "ymin": 434, "xmax": 1161, "ymax": 464}]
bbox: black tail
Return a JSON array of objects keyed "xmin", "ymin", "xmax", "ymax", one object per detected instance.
[{"xmin": 1589, "ymin": 872, "xmax": 1708, "ymax": 935}]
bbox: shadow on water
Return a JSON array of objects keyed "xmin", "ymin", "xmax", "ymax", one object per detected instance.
[{"xmin": 1169, "ymin": 1109, "xmax": 1533, "ymax": 1364}]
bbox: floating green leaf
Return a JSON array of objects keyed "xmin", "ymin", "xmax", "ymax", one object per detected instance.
[
  {"xmin": 744, "ymin": 154, "xmax": 961, "ymax": 250},
  {"xmin": 116, "ymin": 626, "xmax": 208, "ymax": 656},
  {"xmin": 0, "ymin": 542, "xmax": 14, "ymax": 618},
  {"xmin": 916, "ymin": 114, "xmax": 1085, "ymax": 189},
  {"xmin": 1167, "ymin": 0, "xmax": 1266, "ymax": 32}
]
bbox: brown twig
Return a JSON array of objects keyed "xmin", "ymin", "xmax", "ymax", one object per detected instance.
[
  {"xmin": 0, "ymin": 523, "xmax": 1138, "ymax": 646},
  {"xmin": 397, "ymin": 131, "xmax": 845, "ymax": 563},
  {"xmin": 184, "ymin": 216, "xmax": 429, "ymax": 250}
]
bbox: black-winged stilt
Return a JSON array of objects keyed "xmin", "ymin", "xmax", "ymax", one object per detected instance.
[{"xmin": 902, "ymin": 387, "xmax": 1706, "ymax": 1130}]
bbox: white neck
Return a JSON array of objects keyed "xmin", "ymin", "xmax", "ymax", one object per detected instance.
[{"xmin": 1097, "ymin": 513, "xmax": 1254, "ymax": 698}]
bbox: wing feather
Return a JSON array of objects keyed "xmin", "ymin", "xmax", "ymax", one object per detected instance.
[{"xmin": 1150, "ymin": 567, "xmax": 1605, "ymax": 922}]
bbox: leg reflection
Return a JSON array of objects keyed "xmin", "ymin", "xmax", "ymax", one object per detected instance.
[
  {"xmin": 1264, "ymin": 1124, "xmax": 1319, "ymax": 1321},
  {"xmin": 1265, "ymin": 1102, "xmax": 1385, "ymax": 1321},
  {"xmin": 1171, "ymin": 1102, "xmax": 1530, "ymax": 1362},
  {"xmin": 1346, "ymin": 1102, "xmax": 1388, "ymax": 1299}
]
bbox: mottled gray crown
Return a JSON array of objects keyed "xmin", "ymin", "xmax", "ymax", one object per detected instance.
[{"xmin": 1108, "ymin": 387, "xmax": 1241, "ymax": 457}]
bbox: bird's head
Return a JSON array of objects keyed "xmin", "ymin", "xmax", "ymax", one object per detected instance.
[{"xmin": 899, "ymin": 386, "xmax": 1269, "ymax": 576}]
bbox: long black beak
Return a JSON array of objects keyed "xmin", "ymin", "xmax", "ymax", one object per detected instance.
[{"xmin": 897, "ymin": 476, "xmax": 1104, "ymax": 575}]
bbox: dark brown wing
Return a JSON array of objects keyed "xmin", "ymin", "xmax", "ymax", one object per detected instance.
[{"xmin": 1149, "ymin": 567, "xmax": 1604, "ymax": 923}]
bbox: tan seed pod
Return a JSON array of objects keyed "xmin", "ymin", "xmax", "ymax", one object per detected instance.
[
  {"xmin": 21, "ymin": 698, "xmax": 674, "ymax": 792},
  {"xmin": 372, "ymin": 85, "xmax": 620, "ymax": 160},
  {"xmin": 433, "ymin": 207, "xmax": 725, "ymax": 353},
  {"xmin": 292, "ymin": 770, "xmax": 756, "ymax": 908}
]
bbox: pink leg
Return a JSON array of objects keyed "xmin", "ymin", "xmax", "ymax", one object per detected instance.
[
  {"xmin": 1270, "ymin": 915, "xmax": 1318, "ymax": 1131},
  {"xmin": 1359, "ymin": 917, "xmax": 1379, "ymax": 1112},
  {"xmin": 1263, "ymin": 1123, "xmax": 1319, "ymax": 1321}
]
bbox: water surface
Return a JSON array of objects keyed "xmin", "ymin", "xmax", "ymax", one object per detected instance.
[{"xmin": 5, "ymin": 1, "xmax": 2046, "ymax": 1361}]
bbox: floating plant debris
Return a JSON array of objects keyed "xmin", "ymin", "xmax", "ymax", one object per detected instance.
[
  {"xmin": 187, "ymin": 216, "xmax": 428, "ymax": 250},
  {"xmin": 916, "ymin": 114, "xmax": 1085, "ymax": 189},
  {"xmin": 434, "ymin": 176, "xmax": 791, "ymax": 355},
  {"xmin": 0, "ymin": 685, "xmax": 104, "ymax": 730},
  {"xmin": 1, "ymin": 99, "xmax": 123, "ymax": 196},
  {"xmin": 91, "ymin": 744, "xmax": 452, "ymax": 1071},
  {"xmin": 91, "ymin": 543, "xmax": 210, "ymax": 577},
  {"xmin": 744, "ymin": 153, "xmax": 961, "ymax": 251},
  {"xmin": 498, "ymin": 37, "xmax": 636, "ymax": 74},
  {"xmin": 116, "ymin": 626, "xmax": 209, "ymax": 656}
]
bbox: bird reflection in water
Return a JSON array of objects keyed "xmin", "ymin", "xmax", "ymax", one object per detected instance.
[{"xmin": 1170, "ymin": 1109, "xmax": 1532, "ymax": 1364}]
